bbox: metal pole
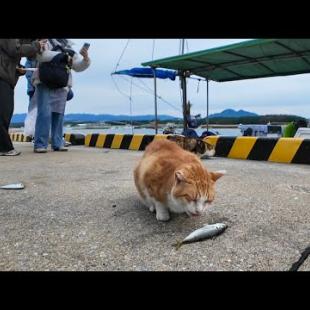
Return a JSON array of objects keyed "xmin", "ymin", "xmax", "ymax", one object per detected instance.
[
  {"xmin": 181, "ymin": 72, "xmax": 188, "ymax": 132},
  {"xmin": 206, "ymin": 78, "xmax": 209, "ymax": 133},
  {"xmin": 180, "ymin": 39, "xmax": 188, "ymax": 132},
  {"xmin": 152, "ymin": 68, "xmax": 158, "ymax": 134},
  {"xmin": 181, "ymin": 39, "xmax": 185, "ymax": 54}
]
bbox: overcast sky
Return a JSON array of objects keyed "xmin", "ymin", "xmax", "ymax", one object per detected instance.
[{"xmin": 14, "ymin": 39, "xmax": 310, "ymax": 118}]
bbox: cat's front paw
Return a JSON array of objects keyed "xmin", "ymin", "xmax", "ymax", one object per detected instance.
[
  {"xmin": 149, "ymin": 205, "xmax": 155, "ymax": 213},
  {"xmin": 156, "ymin": 211, "xmax": 170, "ymax": 222}
]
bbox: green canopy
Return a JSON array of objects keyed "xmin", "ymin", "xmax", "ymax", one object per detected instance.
[{"xmin": 142, "ymin": 39, "xmax": 310, "ymax": 82}]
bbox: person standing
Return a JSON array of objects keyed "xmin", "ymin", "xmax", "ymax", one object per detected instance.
[
  {"xmin": 0, "ymin": 39, "xmax": 43, "ymax": 155},
  {"xmin": 24, "ymin": 56, "xmax": 74, "ymax": 144},
  {"xmin": 23, "ymin": 57, "xmax": 38, "ymax": 139},
  {"xmin": 32, "ymin": 39, "xmax": 90, "ymax": 153}
]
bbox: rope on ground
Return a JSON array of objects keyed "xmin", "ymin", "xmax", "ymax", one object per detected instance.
[{"xmin": 289, "ymin": 246, "xmax": 310, "ymax": 271}]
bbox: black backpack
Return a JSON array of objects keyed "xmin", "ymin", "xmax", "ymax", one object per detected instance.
[{"xmin": 39, "ymin": 40, "xmax": 75, "ymax": 89}]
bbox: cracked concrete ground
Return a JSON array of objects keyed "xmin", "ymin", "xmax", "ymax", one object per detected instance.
[{"xmin": 0, "ymin": 142, "xmax": 309, "ymax": 271}]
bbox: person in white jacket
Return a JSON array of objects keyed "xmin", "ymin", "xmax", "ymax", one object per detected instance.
[{"xmin": 32, "ymin": 39, "xmax": 90, "ymax": 153}]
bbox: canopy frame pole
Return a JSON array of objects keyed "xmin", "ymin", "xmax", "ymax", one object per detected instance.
[
  {"xmin": 152, "ymin": 67, "xmax": 158, "ymax": 134},
  {"xmin": 206, "ymin": 78, "xmax": 209, "ymax": 133},
  {"xmin": 180, "ymin": 71, "xmax": 188, "ymax": 132}
]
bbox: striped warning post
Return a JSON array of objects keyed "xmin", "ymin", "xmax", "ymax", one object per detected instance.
[
  {"xmin": 85, "ymin": 133, "xmax": 169, "ymax": 150},
  {"xmin": 9, "ymin": 132, "xmax": 85, "ymax": 145},
  {"xmin": 205, "ymin": 136, "xmax": 310, "ymax": 165}
]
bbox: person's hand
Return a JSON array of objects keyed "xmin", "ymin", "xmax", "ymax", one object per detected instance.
[
  {"xmin": 79, "ymin": 47, "xmax": 89, "ymax": 62},
  {"xmin": 38, "ymin": 39, "xmax": 48, "ymax": 51},
  {"xmin": 16, "ymin": 66, "xmax": 26, "ymax": 75}
]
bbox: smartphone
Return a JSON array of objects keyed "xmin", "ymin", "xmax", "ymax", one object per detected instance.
[{"xmin": 82, "ymin": 42, "xmax": 90, "ymax": 50}]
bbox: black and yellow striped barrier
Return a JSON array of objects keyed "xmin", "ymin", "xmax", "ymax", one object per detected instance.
[
  {"xmin": 85, "ymin": 133, "xmax": 168, "ymax": 150},
  {"xmin": 205, "ymin": 136, "xmax": 310, "ymax": 165},
  {"xmin": 85, "ymin": 133, "xmax": 310, "ymax": 164},
  {"xmin": 63, "ymin": 133, "xmax": 85, "ymax": 145},
  {"xmin": 9, "ymin": 133, "xmax": 32, "ymax": 142},
  {"xmin": 11, "ymin": 131, "xmax": 309, "ymax": 164},
  {"xmin": 10, "ymin": 132, "xmax": 85, "ymax": 145}
]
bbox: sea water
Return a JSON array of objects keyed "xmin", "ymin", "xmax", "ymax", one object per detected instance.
[{"xmin": 64, "ymin": 126, "xmax": 241, "ymax": 136}]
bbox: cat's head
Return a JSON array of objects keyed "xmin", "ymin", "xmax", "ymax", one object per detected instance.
[{"xmin": 171, "ymin": 164, "xmax": 225, "ymax": 217}]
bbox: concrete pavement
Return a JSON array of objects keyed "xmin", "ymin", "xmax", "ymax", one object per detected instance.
[{"xmin": 0, "ymin": 142, "xmax": 309, "ymax": 271}]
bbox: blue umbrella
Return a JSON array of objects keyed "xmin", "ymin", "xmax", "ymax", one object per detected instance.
[{"xmin": 112, "ymin": 67, "xmax": 177, "ymax": 80}]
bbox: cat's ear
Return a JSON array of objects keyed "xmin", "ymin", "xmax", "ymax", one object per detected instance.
[
  {"xmin": 175, "ymin": 170, "xmax": 186, "ymax": 184},
  {"xmin": 210, "ymin": 170, "xmax": 226, "ymax": 182}
]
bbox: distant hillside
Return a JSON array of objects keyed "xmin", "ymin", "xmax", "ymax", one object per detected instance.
[
  {"xmin": 204, "ymin": 114, "xmax": 307, "ymax": 125},
  {"xmin": 209, "ymin": 109, "xmax": 258, "ymax": 118},
  {"xmin": 64, "ymin": 114, "xmax": 180, "ymax": 122},
  {"xmin": 12, "ymin": 110, "xmax": 306, "ymax": 126},
  {"xmin": 11, "ymin": 113, "xmax": 180, "ymax": 124}
]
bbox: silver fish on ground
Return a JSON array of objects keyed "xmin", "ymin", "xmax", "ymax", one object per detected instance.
[
  {"xmin": 174, "ymin": 223, "xmax": 227, "ymax": 250},
  {"xmin": 0, "ymin": 183, "xmax": 25, "ymax": 190}
]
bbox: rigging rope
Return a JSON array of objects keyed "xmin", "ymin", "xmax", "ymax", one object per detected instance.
[
  {"xmin": 120, "ymin": 75, "xmax": 182, "ymax": 113},
  {"xmin": 111, "ymin": 74, "xmax": 132, "ymax": 101},
  {"xmin": 129, "ymin": 77, "xmax": 134, "ymax": 134},
  {"xmin": 114, "ymin": 39, "xmax": 131, "ymax": 72},
  {"xmin": 112, "ymin": 38, "xmax": 182, "ymax": 123}
]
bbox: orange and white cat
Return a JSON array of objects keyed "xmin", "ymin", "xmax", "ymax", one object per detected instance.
[{"xmin": 134, "ymin": 139, "xmax": 225, "ymax": 221}]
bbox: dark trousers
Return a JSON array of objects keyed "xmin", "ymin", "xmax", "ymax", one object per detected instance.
[{"xmin": 0, "ymin": 79, "xmax": 14, "ymax": 152}]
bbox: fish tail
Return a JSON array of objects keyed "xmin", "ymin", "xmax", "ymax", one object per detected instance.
[{"xmin": 174, "ymin": 241, "xmax": 183, "ymax": 251}]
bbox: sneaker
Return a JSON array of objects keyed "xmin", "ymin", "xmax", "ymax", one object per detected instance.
[
  {"xmin": 34, "ymin": 148, "xmax": 47, "ymax": 153},
  {"xmin": 0, "ymin": 149, "xmax": 21, "ymax": 156},
  {"xmin": 52, "ymin": 147, "xmax": 68, "ymax": 152},
  {"xmin": 64, "ymin": 141, "xmax": 72, "ymax": 147}
]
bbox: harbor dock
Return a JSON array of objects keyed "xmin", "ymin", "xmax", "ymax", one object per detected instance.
[{"xmin": 0, "ymin": 142, "xmax": 309, "ymax": 271}]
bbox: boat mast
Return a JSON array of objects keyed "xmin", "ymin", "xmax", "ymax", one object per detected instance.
[
  {"xmin": 180, "ymin": 39, "xmax": 188, "ymax": 132},
  {"xmin": 206, "ymin": 78, "xmax": 209, "ymax": 134},
  {"xmin": 152, "ymin": 39, "xmax": 158, "ymax": 134},
  {"xmin": 153, "ymin": 67, "xmax": 158, "ymax": 134}
]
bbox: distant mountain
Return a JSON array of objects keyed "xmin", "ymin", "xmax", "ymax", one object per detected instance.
[
  {"xmin": 11, "ymin": 110, "xmax": 258, "ymax": 124},
  {"xmin": 209, "ymin": 109, "xmax": 258, "ymax": 118},
  {"xmin": 11, "ymin": 113, "xmax": 180, "ymax": 124}
]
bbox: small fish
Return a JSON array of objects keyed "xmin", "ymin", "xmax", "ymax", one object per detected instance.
[
  {"xmin": 0, "ymin": 183, "xmax": 25, "ymax": 190},
  {"xmin": 174, "ymin": 223, "xmax": 227, "ymax": 250}
]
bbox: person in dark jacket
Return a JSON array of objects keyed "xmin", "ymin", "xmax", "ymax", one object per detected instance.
[{"xmin": 0, "ymin": 39, "xmax": 43, "ymax": 155}]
